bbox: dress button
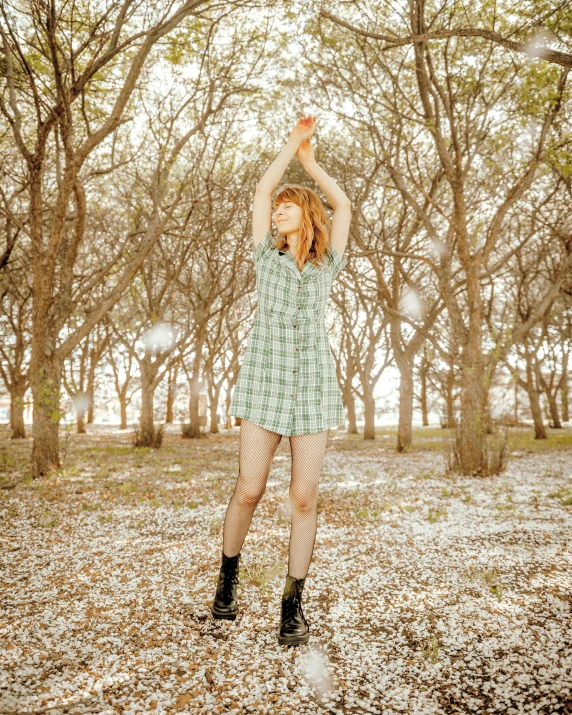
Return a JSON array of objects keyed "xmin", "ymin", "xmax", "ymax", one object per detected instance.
[
  {"xmin": 298, "ymin": 285, "xmax": 302, "ymax": 291},
  {"xmin": 293, "ymin": 370, "xmax": 297, "ymax": 375},
  {"xmin": 291, "ymin": 393, "xmax": 296, "ymax": 398},
  {"xmin": 296, "ymin": 305, "xmax": 300, "ymax": 310},
  {"xmin": 294, "ymin": 325, "xmax": 299, "ymax": 330},
  {"xmin": 294, "ymin": 348, "xmax": 299, "ymax": 353}
]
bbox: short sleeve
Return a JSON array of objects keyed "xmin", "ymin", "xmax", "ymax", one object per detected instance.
[
  {"xmin": 253, "ymin": 231, "xmax": 274, "ymax": 266},
  {"xmin": 327, "ymin": 243, "xmax": 348, "ymax": 280}
]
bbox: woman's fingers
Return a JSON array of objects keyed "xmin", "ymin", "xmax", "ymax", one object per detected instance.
[
  {"xmin": 299, "ymin": 115, "xmax": 317, "ymax": 127},
  {"xmin": 290, "ymin": 116, "xmax": 318, "ymax": 143}
]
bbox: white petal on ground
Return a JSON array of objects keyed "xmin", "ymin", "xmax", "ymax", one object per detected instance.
[{"xmin": 0, "ymin": 426, "xmax": 571, "ymax": 714}]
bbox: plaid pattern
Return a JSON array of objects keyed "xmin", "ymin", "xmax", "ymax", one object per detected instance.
[{"xmin": 228, "ymin": 230, "xmax": 348, "ymax": 435}]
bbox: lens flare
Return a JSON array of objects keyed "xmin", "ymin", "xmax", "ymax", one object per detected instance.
[
  {"xmin": 299, "ymin": 645, "xmax": 332, "ymax": 697},
  {"xmin": 399, "ymin": 286, "xmax": 425, "ymax": 320},
  {"xmin": 144, "ymin": 322, "xmax": 175, "ymax": 351},
  {"xmin": 430, "ymin": 237, "xmax": 447, "ymax": 259},
  {"xmin": 523, "ymin": 29, "xmax": 553, "ymax": 60},
  {"xmin": 73, "ymin": 395, "xmax": 90, "ymax": 413}
]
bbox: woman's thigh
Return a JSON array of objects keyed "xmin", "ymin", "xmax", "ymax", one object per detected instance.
[
  {"xmin": 234, "ymin": 420, "xmax": 283, "ymax": 498},
  {"xmin": 288, "ymin": 430, "xmax": 329, "ymax": 501}
]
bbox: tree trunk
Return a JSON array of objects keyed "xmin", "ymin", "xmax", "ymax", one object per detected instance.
[
  {"xmin": 514, "ymin": 380, "xmax": 519, "ymax": 425},
  {"xmin": 165, "ymin": 385, "xmax": 175, "ymax": 423},
  {"xmin": 86, "ymin": 380, "xmax": 95, "ymax": 425},
  {"xmin": 343, "ymin": 386, "xmax": 357, "ymax": 434},
  {"xmin": 362, "ymin": 389, "xmax": 376, "ymax": 440},
  {"xmin": 420, "ymin": 358, "xmax": 429, "ymax": 427},
  {"xmin": 86, "ymin": 395, "xmax": 94, "ymax": 424},
  {"xmin": 390, "ymin": 320, "xmax": 414, "ymax": 451},
  {"xmin": 524, "ymin": 356, "xmax": 547, "ymax": 440},
  {"xmin": 209, "ymin": 399, "xmax": 219, "ymax": 434},
  {"xmin": 76, "ymin": 394, "xmax": 87, "ymax": 434},
  {"xmin": 86, "ymin": 361, "xmax": 95, "ymax": 423},
  {"xmin": 561, "ymin": 353, "xmax": 569, "ymax": 422},
  {"xmin": 119, "ymin": 392, "xmax": 128, "ymax": 430},
  {"xmin": 186, "ymin": 373, "xmax": 202, "ymax": 438},
  {"xmin": 546, "ymin": 390, "xmax": 561, "ymax": 428},
  {"xmin": 165, "ymin": 366, "xmax": 177, "ymax": 424},
  {"xmin": 225, "ymin": 390, "xmax": 233, "ymax": 428},
  {"xmin": 396, "ymin": 359, "xmax": 413, "ymax": 451},
  {"xmin": 457, "ymin": 344, "xmax": 487, "ymax": 473},
  {"xmin": 30, "ymin": 355, "xmax": 63, "ymax": 478},
  {"xmin": 444, "ymin": 367, "xmax": 455, "ymax": 428},
  {"xmin": 86, "ymin": 348, "xmax": 99, "ymax": 424},
  {"xmin": 528, "ymin": 386, "xmax": 547, "ymax": 439},
  {"xmin": 139, "ymin": 366, "xmax": 156, "ymax": 446},
  {"xmin": 10, "ymin": 380, "xmax": 27, "ymax": 439}
]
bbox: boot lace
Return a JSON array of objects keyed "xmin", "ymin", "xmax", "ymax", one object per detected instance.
[
  {"xmin": 221, "ymin": 567, "xmax": 239, "ymax": 602},
  {"xmin": 284, "ymin": 591, "xmax": 308, "ymax": 627},
  {"xmin": 297, "ymin": 598, "xmax": 308, "ymax": 628}
]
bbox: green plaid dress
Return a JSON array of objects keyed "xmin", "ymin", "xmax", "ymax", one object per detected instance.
[{"xmin": 228, "ymin": 230, "xmax": 348, "ymax": 435}]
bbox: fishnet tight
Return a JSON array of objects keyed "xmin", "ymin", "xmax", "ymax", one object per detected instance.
[{"xmin": 222, "ymin": 419, "xmax": 329, "ymax": 580}]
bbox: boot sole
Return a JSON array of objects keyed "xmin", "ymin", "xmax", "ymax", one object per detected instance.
[
  {"xmin": 211, "ymin": 607, "xmax": 237, "ymax": 620},
  {"xmin": 277, "ymin": 632, "xmax": 309, "ymax": 646}
]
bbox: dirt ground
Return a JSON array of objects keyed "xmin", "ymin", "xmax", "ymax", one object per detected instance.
[{"xmin": 1, "ymin": 425, "xmax": 571, "ymax": 714}]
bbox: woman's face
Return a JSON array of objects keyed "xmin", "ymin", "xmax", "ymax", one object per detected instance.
[{"xmin": 273, "ymin": 200, "xmax": 302, "ymax": 234}]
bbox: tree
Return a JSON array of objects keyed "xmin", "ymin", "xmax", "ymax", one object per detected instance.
[
  {"xmin": 320, "ymin": 2, "xmax": 572, "ymax": 70},
  {"xmin": 0, "ymin": 0, "xmax": 255, "ymax": 475},
  {"xmin": 0, "ymin": 271, "xmax": 31, "ymax": 438},
  {"xmin": 311, "ymin": 0, "xmax": 570, "ymax": 471}
]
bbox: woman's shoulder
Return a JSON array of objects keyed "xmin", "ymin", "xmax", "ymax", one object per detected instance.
[
  {"xmin": 253, "ymin": 231, "xmax": 276, "ymax": 264},
  {"xmin": 325, "ymin": 241, "xmax": 347, "ymax": 279}
]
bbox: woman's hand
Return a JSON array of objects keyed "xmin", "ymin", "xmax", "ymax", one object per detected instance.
[
  {"xmin": 296, "ymin": 137, "xmax": 315, "ymax": 166},
  {"xmin": 289, "ymin": 115, "xmax": 317, "ymax": 144}
]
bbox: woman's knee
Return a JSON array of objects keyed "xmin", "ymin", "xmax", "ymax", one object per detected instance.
[
  {"xmin": 235, "ymin": 485, "xmax": 266, "ymax": 508},
  {"xmin": 289, "ymin": 486, "xmax": 319, "ymax": 513}
]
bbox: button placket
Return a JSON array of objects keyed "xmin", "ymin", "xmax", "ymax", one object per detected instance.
[{"xmin": 293, "ymin": 305, "xmax": 300, "ymax": 398}]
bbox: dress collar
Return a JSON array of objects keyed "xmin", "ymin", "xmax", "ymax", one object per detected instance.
[{"xmin": 278, "ymin": 249, "xmax": 319, "ymax": 278}]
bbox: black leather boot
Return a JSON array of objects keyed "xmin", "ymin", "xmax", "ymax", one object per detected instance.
[
  {"xmin": 277, "ymin": 574, "xmax": 309, "ymax": 645},
  {"xmin": 211, "ymin": 551, "xmax": 240, "ymax": 620}
]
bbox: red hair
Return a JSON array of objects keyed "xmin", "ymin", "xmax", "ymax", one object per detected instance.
[{"xmin": 271, "ymin": 184, "xmax": 330, "ymax": 272}]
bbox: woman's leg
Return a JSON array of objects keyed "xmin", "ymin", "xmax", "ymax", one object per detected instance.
[
  {"xmin": 222, "ymin": 419, "xmax": 282, "ymax": 557},
  {"xmin": 287, "ymin": 430, "xmax": 329, "ymax": 579}
]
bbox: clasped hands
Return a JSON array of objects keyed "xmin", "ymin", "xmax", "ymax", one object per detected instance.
[{"xmin": 290, "ymin": 115, "xmax": 318, "ymax": 166}]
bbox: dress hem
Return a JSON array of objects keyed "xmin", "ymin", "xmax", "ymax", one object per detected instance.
[{"xmin": 226, "ymin": 411, "xmax": 343, "ymax": 435}]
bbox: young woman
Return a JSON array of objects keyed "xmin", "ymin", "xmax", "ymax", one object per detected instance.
[{"xmin": 212, "ymin": 116, "xmax": 351, "ymax": 646}]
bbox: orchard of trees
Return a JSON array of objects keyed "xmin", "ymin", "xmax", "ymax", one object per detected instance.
[{"xmin": 1, "ymin": 0, "xmax": 571, "ymax": 478}]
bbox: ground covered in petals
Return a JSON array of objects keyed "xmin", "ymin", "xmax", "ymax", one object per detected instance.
[{"xmin": 1, "ymin": 425, "xmax": 571, "ymax": 715}]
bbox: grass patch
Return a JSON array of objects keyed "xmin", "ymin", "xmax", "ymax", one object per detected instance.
[
  {"xmin": 37, "ymin": 511, "xmax": 59, "ymax": 528},
  {"xmin": 337, "ymin": 426, "xmax": 572, "ymax": 453},
  {"xmin": 549, "ymin": 488, "xmax": 572, "ymax": 506},
  {"xmin": 240, "ymin": 561, "xmax": 287, "ymax": 593},
  {"xmin": 355, "ymin": 500, "xmax": 399, "ymax": 519},
  {"xmin": 421, "ymin": 634, "xmax": 440, "ymax": 663},
  {"xmin": 465, "ymin": 565, "xmax": 504, "ymax": 600},
  {"xmin": 507, "ymin": 427, "xmax": 572, "ymax": 452},
  {"xmin": 0, "ymin": 449, "xmax": 17, "ymax": 472},
  {"xmin": 427, "ymin": 508, "xmax": 447, "ymax": 522}
]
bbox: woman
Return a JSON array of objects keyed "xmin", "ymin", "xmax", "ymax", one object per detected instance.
[{"xmin": 212, "ymin": 116, "xmax": 351, "ymax": 646}]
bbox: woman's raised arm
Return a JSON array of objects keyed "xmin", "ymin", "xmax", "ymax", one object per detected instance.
[
  {"xmin": 296, "ymin": 137, "xmax": 351, "ymax": 258},
  {"xmin": 252, "ymin": 117, "xmax": 317, "ymax": 247}
]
